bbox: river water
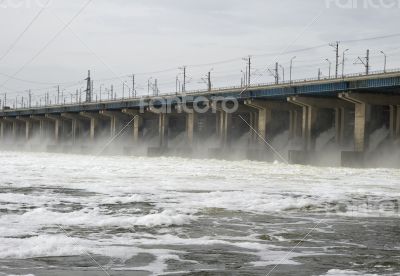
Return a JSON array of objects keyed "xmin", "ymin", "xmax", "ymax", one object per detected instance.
[{"xmin": 0, "ymin": 151, "xmax": 399, "ymax": 276}]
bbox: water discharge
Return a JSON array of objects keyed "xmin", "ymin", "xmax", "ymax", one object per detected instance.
[{"xmin": 0, "ymin": 151, "xmax": 399, "ymax": 275}]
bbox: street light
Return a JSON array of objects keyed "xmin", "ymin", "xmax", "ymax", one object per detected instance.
[
  {"xmin": 290, "ymin": 56, "xmax": 296, "ymax": 84},
  {"xmin": 325, "ymin": 58, "xmax": 332, "ymax": 78},
  {"xmin": 380, "ymin": 51, "xmax": 387, "ymax": 73},
  {"xmin": 342, "ymin": 49, "xmax": 349, "ymax": 78},
  {"xmin": 147, "ymin": 77, "xmax": 153, "ymax": 96},
  {"xmin": 279, "ymin": 65, "xmax": 285, "ymax": 82},
  {"xmin": 99, "ymin": 84, "xmax": 105, "ymax": 102}
]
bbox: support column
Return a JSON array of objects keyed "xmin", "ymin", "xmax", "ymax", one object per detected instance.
[
  {"xmin": 245, "ymin": 99, "xmax": 296, "ymax": 144},
  {"xmin": 213, "ymin": 103, "xmax": 231, "ymax": 148},
  {"xmin": 334, "ymin": 107, "xmax": 352, "ymax": 146},
  {"xmin": 80, "ymin": 112, "xmax": 101, "ymax": 141},
  {"xmin": 288, "ymin": 96, "xmax": 353, "ymax": 151},
  {"xmin": 147, "ymin": 107, "xmax": 169, "ymax": 148},
  {"xmin": 389, "ymin": 105, "xmax": 400, "ymax": 140},
  {"xmin": 61, "ymin": 113, "xmax": 87, "ymax": 144},
  {"xmin": 158, "ymin": 113, "xmax": 169, "ymax": 148},
  {"xmin": 0, "ymin": 120, "xmax": 4, "ymax": 140},
  {"xmin": 16, "ymin": 116, "xmax": 32, "ymax": 141},
  {"xmin": 396, "ymin": 105, "xmax": 400, "ymax": 139},
  {"xmin": 122, "ymin": 109, "xmax": 143, "ymax": 144},
  {"xmin": 45, "ymin": 114, "xmax": 65, "ymax": 144},
  {"xmin": 186, "ymin": 112, "xmax": 197, "ymax": 147},
  {"xmin": 289, "ymin": 109, "xmax": 302, "ymax": 139},
  {"xmin": 287, "ymin": 98, "xmax": 317, "ymax": 151}
]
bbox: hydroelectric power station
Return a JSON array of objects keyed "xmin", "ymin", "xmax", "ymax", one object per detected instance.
[{"xmin": 1, "ymin": 69, "xmax": 400, "ymax": 167}]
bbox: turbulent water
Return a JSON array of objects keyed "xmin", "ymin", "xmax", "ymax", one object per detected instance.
[{"xmin": 0, "ymin": 151, "xmax": 400, "ymax": 276}]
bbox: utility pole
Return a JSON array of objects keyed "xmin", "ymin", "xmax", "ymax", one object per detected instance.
[
  {"xmin": 342, "ymin": 49, "xmax": 349, "ymax": 78},
  {"xmin": 132, "ymin": 74, "xmax": 135, "ymax": 97},
  {"xmin": 380, "ymin": 51, "xmax": 387, "ymax": 73},
  {"xmin": 154, "ymin": 79, "xmax": 158, "ymax": 96},
  {"xmin": 179, "ymin": 66, "xmax": 187, "ymax": 92},
  {"xmin": 325, "ymin": 58, "xmax": 332, "ymax": 78},
  {"xmin": 290, "ymin": 56, "xmax": 296, "ymax": 84},
  {"xmin": 268, "ymin": 62, "xmax": 279, "ymax": 84},
  {"xmin": 242, "ymin": 56, "xmax": 251, "ymax": 86},
  {"xmin": 147, "ymin": 77, "xmax": 152, "ymax": 96},
  {"xmin": 85, "ymin": 70, "xmax": 92, "ymax": 102},
  {"xmin": 208, "ymin": 71, "xmax": 212, "ymax": 91},
  {"xmin": 330, "ymin": 41, "xmax": 340, "ymax": 78},
  {"xmin": 279, "ymin": 64, "xmax": 285, "ymax": 82},
  {"xmin": 57, "ymin": 86, "xmax": 60, "ymax": 105},
  {"xmin": 318, "ymin": 68, "xmax": 322, "ymax": 80},
  {"xmin": 354, "ymin": 49, "xmax": 370, "ymax": 75},
  {"xmin": 28, "ymin": 90, "xmax": 31, "ymax": 108}
]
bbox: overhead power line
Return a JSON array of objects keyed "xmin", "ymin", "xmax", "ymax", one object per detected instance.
[
  {"xmin": 0, "ymin": 0, "xmax": 51, "ymax": 64},
  {"xmin": 0, "ymin": 0, "xmax": 93, "ymax": 90}
]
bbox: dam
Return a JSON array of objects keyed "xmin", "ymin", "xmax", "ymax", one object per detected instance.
[{"xmin": 1, "ymin": 69, "xmax": 400, "ymax": 167}]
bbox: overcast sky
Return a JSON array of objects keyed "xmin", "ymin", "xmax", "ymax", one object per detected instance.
[{"xmin": 0, "ymin": 0, "xmax": 400, "ymax": 103}]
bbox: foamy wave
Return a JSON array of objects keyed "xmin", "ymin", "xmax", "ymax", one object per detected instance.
[
  {"xmin": 320, "ymin": 269, "xmax": 399, "ymax": 276},
  {"xmin": 1, "ymin": 208, "xmax": 192, "ymax": 230}
]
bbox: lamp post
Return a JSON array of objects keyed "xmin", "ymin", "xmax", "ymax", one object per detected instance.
[
  {"xmin": 380, "ymin": 51, "xmax": 387, "ymax": 73},
  {"xmin": 289, "ymin": 56, "xmax": 296, "ymax": 84},
  {"xmin": 147, "ymin": 77, "xmax": 153, "ymax": 96},
  {"xmin": 325, "ymin": 58, "xmax": 332, "ymax": 78},
  {"xmin": 342, "ymin": 49, "xmax": 349, "ymax": 78},
  {"xmin": 99, "ymin": 84, "xmax": 104, "ymax": 102},
  {"xmin": 279, "ymin": 65, "xmax": 285, "ymax": 82}
]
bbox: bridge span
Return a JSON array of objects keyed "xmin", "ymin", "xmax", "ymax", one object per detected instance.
[{"xmin": 1, "ymin": 70, "xmax": 400, "ymax": 167}]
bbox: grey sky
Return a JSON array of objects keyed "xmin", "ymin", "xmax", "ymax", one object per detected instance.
[{"xmin": 0, "ymin": 0, "xmax": 399, "ymax": 101}]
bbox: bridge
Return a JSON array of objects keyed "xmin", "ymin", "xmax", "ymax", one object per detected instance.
[{"xmin": 1, "ymin": 69, "xmax": 400, "ymax": 167}]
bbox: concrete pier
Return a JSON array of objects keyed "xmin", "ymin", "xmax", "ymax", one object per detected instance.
[{"xmin": 339, "ymin": 93, "xmax": 400, "ymax": 167}]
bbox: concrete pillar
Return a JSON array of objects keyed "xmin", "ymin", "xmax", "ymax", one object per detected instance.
[
  {"xmin": 389, "ymin": 105, "xmax": 400, "ymax": 140},
  {"xmin": 30, "ymin": 116, "xmax": 54, "ymax": 140},
  {"xmin": 99, "ymin": 111, "xmax": 120, "ymax": 137},
  {"xmin": 289, "ymin": 109, "xmax": 302, "ymax": 139},
  {"xmin": 339, "ymin": 93, "xmax": 374, "ymax": 152},
  {"xmin": 396, "ymin": 105, "xmax": 400, "ymax": 139},
  {"xmin": 245, "ymin": 99, "xmax": 296, "ymax": 144},
  {"xmin": 122, "ymin": 109, "xmax": 143, "ymax": 144},
  {"xmin": 335, "ymin": 107, "xmax": 352, "ymax": 146},
  {"xmin": 45, "ymin": 115, "xmax": 64, "ymax": 143},
  {"xmin": 61, "ymin": 113, "xmax": 87, "ymax": 144},
  {"xmin": 340, "ymin": 93, "xmax": 400, "ymax": 152},
  {"xmin": 158, "ymin": 113, "xmax": 169, "ymax": 148},
  {"xmin": 214, "ymin": 106, "xmax": 231, "ymax": 148},
  {"xmin": 80, "ymin": 112, "xmax": 101, "ymax": 141},
  {"xmin": 0, "ymin": 120, "xmax": 4, "ymax": 140},
  {"xmin": 16, "ymin": 117, "xmax": 32, "ymax": 141},
  {"xmin": 186, "ymin": 112, "xmax": 197, "ymax": 147},
  {"xmin": 287, "ymin": 98, "xmax": 318, "ymax": 151},
  {"xmin": 12, "ymin": 120, "xmax": 17, "ymax": 139},
  {"xmin": 288, "ymin": 96, "xmax": 353, "ymax": 151}
]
